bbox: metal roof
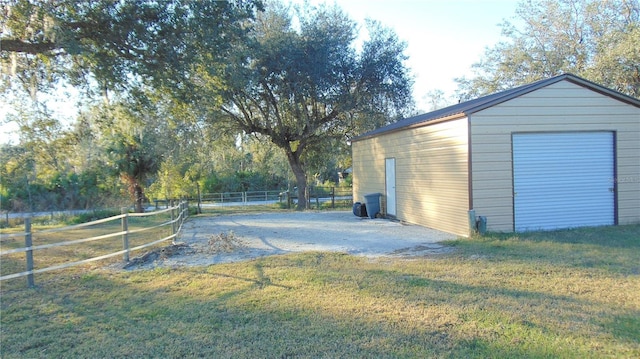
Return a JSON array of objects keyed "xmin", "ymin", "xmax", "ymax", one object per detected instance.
[{"xmin": 352, "ymin": 73, "xmax": 640, "ymax": 142}]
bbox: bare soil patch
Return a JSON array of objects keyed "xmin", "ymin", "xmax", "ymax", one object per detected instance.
[{"xmin": 122, "ymin": 211, "xmax": 458, "ymax": 269}]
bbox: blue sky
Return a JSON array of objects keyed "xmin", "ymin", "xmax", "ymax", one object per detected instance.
[{"xmin": 1, "ymin": 0, "xmax": 521, "ymax": 143}]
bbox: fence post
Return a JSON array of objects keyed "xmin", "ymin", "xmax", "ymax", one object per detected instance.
[
  {"xmin": 331, "ymin": 187, "xmax": 335, "ymax": 208},
  {"xmin": 25, "ymin": 217, "xmax": 35, "ymax": 288},
  {"xmin": 121, "ymin": 208, "xmax": 129, "ymax": 262},
  {"xmin": 170, "ymin": 201, "xmax": 176, "ymax": 235},
  {"xmin": 180, "ymin": 201, "xmax": 184, "ymax": 227},
  {"xmin": 183, "ymin": 201, "xmax": 188, "ymax": 224},
  {"xmin": 196, "ymin": 182, "xmax": 202, "ymax": 214}
]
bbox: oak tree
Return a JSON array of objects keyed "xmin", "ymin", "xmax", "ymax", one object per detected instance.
[{"xmin": 217, "ymin": 3, "xmax": 413, "ymax": 209}]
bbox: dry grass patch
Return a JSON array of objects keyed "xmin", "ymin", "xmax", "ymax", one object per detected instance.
[{"xmin": 1, "ymin": 213, "xmax": 174, "ymax": 279}]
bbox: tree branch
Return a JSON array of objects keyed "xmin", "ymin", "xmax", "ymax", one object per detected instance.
[
  {"xmin": 0, "ymin": 38, "xmax": 61, "ymax": 55},
  {"xmin": 260, "ymin": 80, "xmax": 285, "ymax": 131}
]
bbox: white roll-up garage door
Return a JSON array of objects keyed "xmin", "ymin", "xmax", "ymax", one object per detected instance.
[{"xmin": 512, "ymin": 132, "xmax": 615, "ymax": 231}]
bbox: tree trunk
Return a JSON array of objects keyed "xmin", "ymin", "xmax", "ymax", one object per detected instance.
[
  {"xmin": 134, "ymin": 184, "xmax": 145, "ymax": 213},
  {"xmin": 285, "ymin": 151, "xmax": 307, "ymax": 211}
]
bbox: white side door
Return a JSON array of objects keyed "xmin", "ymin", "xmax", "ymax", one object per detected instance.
[{"xmin": 385, "ymin": 158, "xmax": 397, "ymax": 216}]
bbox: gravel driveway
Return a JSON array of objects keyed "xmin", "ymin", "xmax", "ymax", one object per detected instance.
[{"xmin": 126, "ymin": 211, "xmax": 458, "ymax": 269}]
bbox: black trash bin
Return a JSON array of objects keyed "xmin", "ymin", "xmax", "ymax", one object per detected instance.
[
  {"xmin": 352, "ymin": 202, "xmax": 368, "ymax": 217},
  {"xmin": 363, "ymin": 193, "xmax": 381, "ymax": 219}
]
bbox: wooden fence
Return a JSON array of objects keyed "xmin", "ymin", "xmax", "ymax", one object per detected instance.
[{"xmin": 0, "ymin": 201, "xmax": 189, "ymax": 287}]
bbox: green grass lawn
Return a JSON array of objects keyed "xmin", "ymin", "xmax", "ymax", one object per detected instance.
[{"xmin": 1, "ymin": 224, "xmax": 639, "ymax": 358}]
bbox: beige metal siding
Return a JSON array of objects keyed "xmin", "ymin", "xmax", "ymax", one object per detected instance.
[
  {"xmin": 471, "ymin": 81, "xmax": 640, "ymax": 232},
  {"xmin": 353, "ymin": 118, "xmax": 470, "ymax": 237}
]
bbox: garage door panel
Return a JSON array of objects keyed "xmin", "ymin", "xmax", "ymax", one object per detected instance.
[
  {"xmin": 513, "ymin": 132, "xmax": 615, "ymax": 231},
  {"xmin": 516, "ymin": 180, "xmax": 613, "ymax": 193},
  {"xmin": 516, "ymin": 189, "xmax": 612, "ymax": 201}
]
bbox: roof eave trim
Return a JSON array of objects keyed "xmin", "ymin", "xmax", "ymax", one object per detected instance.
[
  {"xmin": 564, "ymin": 76, "xmax": 640, "ymax": 108},
  {"xmin": 351, "ymin": 113, "xmax": 468, "ymax": 142}
]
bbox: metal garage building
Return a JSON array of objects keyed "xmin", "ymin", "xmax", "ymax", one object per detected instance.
[{"xmin": 351, "ymin": 74, "xmax": 640, "ymax": 237}]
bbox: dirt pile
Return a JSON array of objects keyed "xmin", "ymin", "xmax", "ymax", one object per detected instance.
[
  {"xmin": 203, "ymin": 231, "xmax": 247, "ymax": 254},
  {"xmin": 123, "ymin": 242, "xmax": 192, "ymax": 269},
  {"xmin": 122, "ymin": 231, "xmax": 249, "ymax": 269}
]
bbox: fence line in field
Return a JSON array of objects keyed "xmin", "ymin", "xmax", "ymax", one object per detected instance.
[
  {"xmin": 195, "ymin": 187, "xmax": 353, "ymax": 209},
  {"xmin": 0, "ymin": 201, "xmax": 189, "ymax": 287}
]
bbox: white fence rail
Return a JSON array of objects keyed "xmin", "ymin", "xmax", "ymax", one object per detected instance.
[
  {"xmin": 195, "ymin": 187, "xmax": 353, "ymax": 209},
  {"xmin": 0, "ymin": 201, "xmax": 189, "ymax": 287},
  {"xmin": 199, "ymin": 190, "xmax": 285, "ymax": 206}
]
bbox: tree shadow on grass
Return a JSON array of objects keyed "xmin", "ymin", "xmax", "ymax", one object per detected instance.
[
  {"xmin": 2, "ymin": 252, "xmax": 638, "ymax": 358},
  {"xmin": 355, "ymin": 265, "xmax": 640, "ymax": 356}
]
